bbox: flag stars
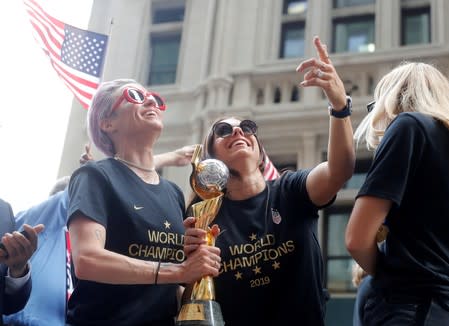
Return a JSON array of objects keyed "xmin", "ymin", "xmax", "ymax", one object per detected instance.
[
  {"xmin": 60, "ymin": 25, "xmax": 107, "ymax": 77},
  {"xmin": 164, "ymin": 221, "xmax": 171, "ymax": 229}
]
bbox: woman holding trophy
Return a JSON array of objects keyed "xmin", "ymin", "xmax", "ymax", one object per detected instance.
[
  {"xmin": 66, "ymin": 79, "xmax": 221, "ymax": 325},
  {"xmin": 183, "ymin": 36, "xmax": 355, "ymax": 325}
]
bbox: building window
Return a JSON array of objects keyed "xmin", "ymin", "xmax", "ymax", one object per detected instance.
[
  {"xmin": 401, "ymin": 7, "xmax": 430, "ymax": 45},
  {"xmin": 343, "ymin": 158, "xmax": 372, "ymax": 189},
  {"xmin": 256, "ymin": 89, "xmax": 264, "ymax": 105},
  {"xmin": 333, "ymin": 16, "xmax": 375, "ymax": 53},
  {"xmin": 291, "ymin": 86, "xmax": 299, "ymax": 102},
  {"xmin": 333, "ymin": 0, "xmax": 375, "ymax": 8},
  {"xmin": 148, "ymin": 34, "xmax": 181, "ymax": 85},
  {"xmin": 323, "ymin": 207, "xmax": 356, "ymax": 293},
  {"xmin": 148, "ymin": 1, "xmax": 185, "ymax": 85},
  {"xmin": 283, "ymin": 0, "xmax": 308, "ymax": 15},
  {"xmin": 280, "ymin": 0, "xmax": 306, "ymax": 59},
  {"xmin": 274, "ymin": 87, "xmax": 281, "ymax": 103},
  {"xmin": 280, "ymin": 22, "xmax": 305, "ymax": 58},
  {"xmin": 153, "ymin": 5, "xmax": 184, "ymax": 23}
]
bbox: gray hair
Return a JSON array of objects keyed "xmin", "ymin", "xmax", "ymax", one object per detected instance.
[
  {"xmin": 87, "ymin": 79, "xmax": 136, "ymax": 157},
  {"xmin": 49, "ymin": 175, "xmax": 71, "ymax": 196}
]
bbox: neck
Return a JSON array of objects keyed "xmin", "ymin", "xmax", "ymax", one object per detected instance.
[
  {"xmin": 114, "ymin": 155, "xmax": 155, "ymax": 173},
  {"xmin": 226, "ymin": 174, "xmax": 265, "ymax": 200}
]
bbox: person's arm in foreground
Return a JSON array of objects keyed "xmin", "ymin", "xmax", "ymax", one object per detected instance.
[
  {"xmin": 69, "ymin": 214, "xmax": 220, "ymax": 285},
  {"xmin": 296, "ymin": 36, "xmax": 355, "ymax": 206},
  {"xmin": 346, "ymin": 197, "xmax": 392, "ymax": 275},
  {"xmin": 0, "ymin": 223, "xmax": 44, "ymax": 314}
]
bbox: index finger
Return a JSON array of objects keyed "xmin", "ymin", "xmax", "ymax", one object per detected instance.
[{"xmin": 313, "ymin": 36, "xmax": 330, "ymax": 64}]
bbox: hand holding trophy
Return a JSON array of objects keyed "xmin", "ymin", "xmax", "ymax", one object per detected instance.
[{"xmin": 176, "ymin": 145, "xmax": 229, "ymax": 326}]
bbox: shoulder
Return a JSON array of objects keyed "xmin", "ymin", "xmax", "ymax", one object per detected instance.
[
  {"xmin": 70, "ymin": 159, "xmax": 115, "ymax": 186},
  {"xmin": 0, "ymin": 198, "xmax": 13, "ymax": 218},
  {"xmin": 0, "ymin": 198, "xmax": 11, "ymax": 211},
  {"xmin": 388, "ymin": 112, "xmax": 434, "ymax": 132},
  {"xmin": 0, "ymin": 198, "xmax": 14, "ymax": 233},
  {"xmin": 273, "ymin": 170, "xmax": 310, "ymax": 188},
  {"xmin": 382, "ymin": 112, "xmax": 431, "ymax": 145},
  {"xmin": 269, "ymin": 169, "xmax": 313, "ymax": 203},
  {"xmin": 73, "ymin": 158, "xmax": 114, "ymax": 176}
]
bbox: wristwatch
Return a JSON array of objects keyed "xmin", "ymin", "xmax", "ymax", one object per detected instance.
[{"xmin": 329, "ymin": 96, "xmax": 352, "ymax": 118}]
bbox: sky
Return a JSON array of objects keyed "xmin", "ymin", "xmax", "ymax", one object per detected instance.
[{"xmin": 0, "ymin": 0, "xmax": 93, "ymax": 213}]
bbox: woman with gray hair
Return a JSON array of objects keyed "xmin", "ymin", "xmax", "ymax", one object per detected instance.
[
  {"xmin": 66, "ymin": 79, "xmax": 221, "ymax": 325},
  {"xmin": 346, "ymin": 62, "xmax": 449, "ymax": 325}
]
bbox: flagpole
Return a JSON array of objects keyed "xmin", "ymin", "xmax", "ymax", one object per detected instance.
[{"xmin": 98, "ymin": 17, "xmax": 114, "ymax": 83}]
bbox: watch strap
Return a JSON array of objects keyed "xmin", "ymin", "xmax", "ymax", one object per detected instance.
[{"xmin": 329, "ymin": 96, "xmax": 352, "ymax": 118}]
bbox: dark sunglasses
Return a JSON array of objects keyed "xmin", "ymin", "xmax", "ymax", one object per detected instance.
[
  {"xmin": 112, "ymin": 86, "xmax": 166, "ymax": 112},
  {"xmin": 367, "ymin": 100, "xmax": 376, "ymax": 113},
  {"xmin": 213, "ymin": 120, "xmax": 258, "ymax": 138}
]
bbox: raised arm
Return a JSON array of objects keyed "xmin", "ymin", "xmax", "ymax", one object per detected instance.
[
  {"xmin": 79, "ymin": 144, "xmax": 197, "ymax": 169},
  {"xmin": 154, "ymin": 145, "xmax": 197, "ymax": 169},
  {"xmin": 296, "ymin": 36, "xmax": 355, "ymax": 206}
]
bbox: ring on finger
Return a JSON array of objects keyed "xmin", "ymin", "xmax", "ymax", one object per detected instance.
[{"xmin": 316, "ymin": 69, "xmax": 324, "ymax": 78}]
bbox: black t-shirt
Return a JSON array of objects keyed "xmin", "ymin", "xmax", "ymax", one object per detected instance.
[
  {"xmin": 358, "ymin": 112, "xmax": 449, "ymax": 301},
  {"xmin": 67, "ymin": 158, "xmax": 186, "ymax": 326},
  {"xmin": 213, "ymin": 170, "xmax": 329, "ymax": 326}
]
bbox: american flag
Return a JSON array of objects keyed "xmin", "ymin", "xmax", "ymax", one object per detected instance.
[
  {"xmin": 23, "ymin": 0, "xmax": 108, "ymax": 109},
  {"xmin": 263, "ymin": 153, "xmax": 280, "ymax": 181}
]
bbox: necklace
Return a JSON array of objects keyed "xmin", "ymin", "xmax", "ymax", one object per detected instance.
[{"xmin": 114, "ymin": 155, "xmax": 156, "ymax": 173}]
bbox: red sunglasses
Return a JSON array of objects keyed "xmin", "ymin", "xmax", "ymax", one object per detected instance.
[{"xmin": 111, "ymin": 86, "xmax": 166, "ymax": 112}]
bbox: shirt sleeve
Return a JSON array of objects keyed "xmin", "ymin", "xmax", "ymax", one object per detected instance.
[
  {"xmin": 5, "ymin": 263, "xmax": 31, "ymax": 294},
  {"xmin": 357, "ymin": 113, "xmax": 427, "ymax": 206},
  {"xmin": 67, "ymin": 163, "xmax": 111, "ymax": 227}
]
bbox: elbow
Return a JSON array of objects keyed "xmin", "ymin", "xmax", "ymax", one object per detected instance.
[
  {"xmin": 345, "ymin": 229, "xmax": 361, "ymax": 256},
  {"xmin": 342, "ymin": 155, "xmax": 356, "ymax": 183},
  {"xmin": 72, "ymin": 252, "xmax": 97, "ymax": 281}
]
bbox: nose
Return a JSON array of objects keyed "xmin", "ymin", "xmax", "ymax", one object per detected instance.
[
  {"xmin": 144, "ymin": 94, "xmax": 158, "ymax": 108},
  {"xmin": 231, "ymin": 126, "xmax": 245, "ymax": 137}
]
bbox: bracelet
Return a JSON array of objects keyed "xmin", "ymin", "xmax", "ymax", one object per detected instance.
[{"xmin": 154, "ymin": 260, "xmax": 162, "ymax": 285}]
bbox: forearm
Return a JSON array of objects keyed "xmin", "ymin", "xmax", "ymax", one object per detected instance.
[
  {"xmin": 73, "ymin": 249, "xmax": 184, "ymax": 285},
  {"xmin": 348, "ymin": 243, "xmax": 379, "ymax": 276},
  {"xmin": 154, "ymin": 152, "xmax": 175, "ymax": 170},
  {"xmin": 327, "ymin": 115, "xmax": 355, "ymax": 184}
]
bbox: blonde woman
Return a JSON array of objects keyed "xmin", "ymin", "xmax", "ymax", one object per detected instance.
[{"xmin": 346, "ymin": 62, "xmax": 449, "ymax": 325}]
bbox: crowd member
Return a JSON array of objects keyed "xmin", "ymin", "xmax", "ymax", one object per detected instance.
[
  {"xmin": 183, "ymin": 36, "xmax": 355, "ymax": 325},
  {"xmin": 345, "ymin": 62, "xmax": 449, "ymax": 325},
  {"xmin": 0, "ymin": 198, "xmax": 43, "ymax": 324},
  {"xmin": 67, "ymin": 79, "xmax": 221, "ymax": 325}
]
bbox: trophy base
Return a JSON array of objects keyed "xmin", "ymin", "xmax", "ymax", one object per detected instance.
[{"xmin": 176, "ymin": 300, "xmax": 224, "ymax": 326}]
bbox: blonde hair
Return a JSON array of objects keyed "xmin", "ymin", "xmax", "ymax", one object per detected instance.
[
  {"xmin": 354, "ymin": 62, "xmax": 449, "ymax": 150},
  {"xmin": 352, "ymin": 263, "xmax": 368, "ymax": 288}
]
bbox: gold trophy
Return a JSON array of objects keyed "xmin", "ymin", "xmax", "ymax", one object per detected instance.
[{"xmin": 176, "ymin": 145, "xmax": 229, "ymax": 326}]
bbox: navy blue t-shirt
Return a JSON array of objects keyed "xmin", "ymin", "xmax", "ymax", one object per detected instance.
[
  {"xmin": 67, "ymin": 158, "xmax": 186, "ymax": 326},
  {"xmin": 358, "ymin": 112, "xmax": 449, "ymax": 301},
  {"xmin": 213, "ymin": 170, "xmax": 330, "ymax": 326}
]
